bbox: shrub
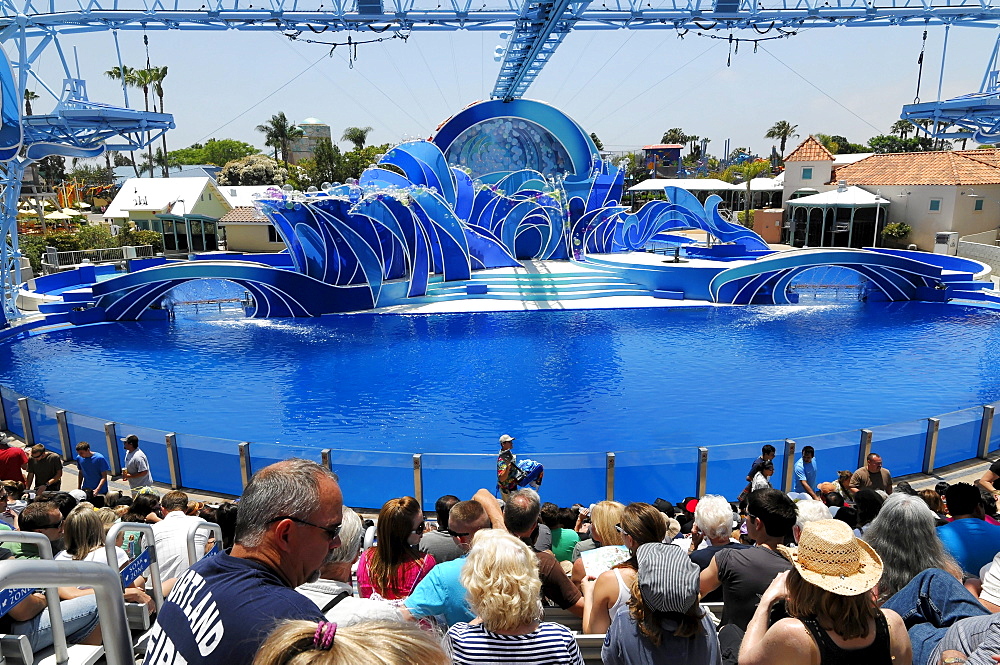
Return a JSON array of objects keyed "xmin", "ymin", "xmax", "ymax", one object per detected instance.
[{"xmin": 882, "ymin": 222, "xmax": 912, "ymax": 240}]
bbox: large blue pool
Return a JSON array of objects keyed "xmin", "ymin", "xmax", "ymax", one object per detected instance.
[{"xmin": 2, "ymin": 300, "xmax": 1000, "ymax": 506}]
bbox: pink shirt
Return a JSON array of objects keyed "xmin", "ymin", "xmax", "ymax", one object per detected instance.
[{"xmin": 357, "ymin": 548, "xmax": 436, "ymax": 600}]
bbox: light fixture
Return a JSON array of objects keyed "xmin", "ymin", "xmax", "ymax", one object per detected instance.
[{"xmin": 963, "ymin": 188, "xmax": 982, "ymax": 197}]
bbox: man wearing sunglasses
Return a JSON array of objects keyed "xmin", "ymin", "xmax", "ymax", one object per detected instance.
[
  {"xmin": 147, "ymin": 459, "xmax": 343, "ymax": 665},
  {"xmin": 25, "ymin": 444, "xmax": 62, "ymax": 492},
  {"xmin": 402, "ymin": 499, "xmax": 493, "ymax": 627}
]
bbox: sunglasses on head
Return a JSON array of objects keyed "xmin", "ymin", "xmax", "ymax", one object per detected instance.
[{"xmin": 615, "ymin": 523, "xmax": 631, "ymax": 537}]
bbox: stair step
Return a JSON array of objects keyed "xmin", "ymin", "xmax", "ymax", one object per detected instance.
[
  {"xmin": 411, "ymin": 288, "xmax": 656, "ymax": 303},
  {"xmin": 61, "ymin": 287, "xmax": 94, "ymax": 303}
]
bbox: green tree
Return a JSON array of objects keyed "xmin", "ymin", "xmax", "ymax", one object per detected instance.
[
  {"xmin": 65, "ymin": 165, "xmax": 114, "ymax": 187},
  {"xmin": 341, "ymin": 144, "xmax": 390, "ymax": 182},
  {"xmin": 216, "ymin": 154, "xmax": 288, "ymax": 186},
  {"xmin": 202, "ymin": 139, "xmax": 258, "ymax": 166},
  {"xmin": 589, "ymin": 132, "xmax": 604, "ymax": 151},
  {"xmin": 309, "ymin": 137, "xmax": 344, "ymax": 185},
  {"xmin": 75, "ymin": 225, "xmax": 117, "ymax": 249},
  {"xmin": 867, "ymin": 135, "xmax": 932, "ymax": 153},
  {"xmin": 723, "ymin": 159, "xmax": 773, "ymax": 230},
  {"xmin": 147, "ymin": 65, "xmax": 170, "ymax": 177},
  {"xmin": 23, "ymin": 90, "xmax": 39, "ymax": 116},
  {"xmin": 256, "ymin": 112, "xmax": 303, "ymax": 165},
  {"xmin": 764, "ymin": 120, "xmax": 798, "ymax": 156},
  {"xmin": 37, "ymin": 155, "xmax": 65, "ymax": 184},
  {"xmin": 660, "ymin": 128, "xmax": 688, "ymax": 145},
  {"xmin": 891, "ymin": 120, "xmax": 914, "ymax": 139},
  {"xmin": 341, "ymin": 126, "xmax": 373, "ymax": 152},
  {"xmin": 105, "ymin": 65, "xmax": 141, "ymax": 177}
]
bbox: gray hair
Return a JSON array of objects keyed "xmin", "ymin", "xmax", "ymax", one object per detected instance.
[
  {"xmin": 327, "ymin": 507, "xmax": 363, "ymax": 565},
  {"xmin": 694, "ymin": 495, "xmax": 734, "ymax": 541},
  {"xmin": 863, "ymin": 493, "xmax": 960, "ymax": 602},
  {"xmin": 795, "ymin": 500, "xmax": 833, "ymax": 531},
  {"xmin": 235, "ymin": 458, "xmax": 338, "ymax": 548},
  {"xmin": 504, "ymin": 488, "xmax": 541, "ymax": 535}
]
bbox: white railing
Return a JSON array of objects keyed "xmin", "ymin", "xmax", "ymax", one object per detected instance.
[{"xmin": 41, "ymin": 245, "xmax": 154, "ymax": 273}]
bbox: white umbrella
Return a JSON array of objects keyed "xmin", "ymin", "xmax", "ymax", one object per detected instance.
[
  {"xmin": 74, "ymin": 201, "xmax": 92, "ymax": 209},
  {"xmin": 61, "ymin": 207, "xmax": 84, "ymax": 216},
  {"xmin": 44, "ymin": 211, "xmax": 72, "ymax": 220}
]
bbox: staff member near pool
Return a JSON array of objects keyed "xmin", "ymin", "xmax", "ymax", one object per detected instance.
[
  {"xmin": 496, "ymin": 434, "xmax": 544, "ymax": 503},
  {"xmin": 121, "ymin": 434, "xmax": 154, "ymax": 494}
]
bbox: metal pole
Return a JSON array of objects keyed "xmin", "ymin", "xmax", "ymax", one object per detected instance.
[
  {"xmin": 923, "ymin": 417, "xmax": 940, "ymax": 475},
  {"xmin": 0, "ymin": 532, "xmax": 66, "ymax": 665},
  {"xmin": 0, "ymin": 388, "xmax": 7, "ymax": 432},
  {"xmin": 17, "ymin": 397, "xmax": 34, "ymax": 446},
  {"xmin": 165, "ymin": 433, "xmax": 181, "ymax": 489},
  {"xmin": 56, "ymin": 410, "xmax": 72, "ymax": 460},
  {"xmin": 858, "ymin": 429, "xmax": 873, "ymax": 470},
  {"xmin": 321, "ymin": 449, "xmax": 333, "ymax": 474},
  {"xmin": 606, "ymin": 452, "xmax": 615, "ymax": 501},
  {"xmin": 0, "ymin": 560, "xmax": 134, "ymax": 665},
  {"xmin": 103, "ymin": 422, "xmax": 121, "ymax": 475},
  {"xmin": 978, "ymin": 405, "xmax": 996, "ymax": 459},
  {"xmin": 781, "ymin": 439, "xmax": 796, "ymax": 494},
  {"xmin": 412, "ymin": 454, "xmax": 423, "ymax": 509},
  {"xmin": 697, "ymin": 447, "xmax": 708, "ymax": 498},
  {"xmin": 238, "ymin": 442, "xmax": 252, "ymax": 489}
]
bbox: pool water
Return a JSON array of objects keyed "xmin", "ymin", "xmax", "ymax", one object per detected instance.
[{"xmin": 3, "ymin": 301, "xmax": 1000, "ymax": 455}]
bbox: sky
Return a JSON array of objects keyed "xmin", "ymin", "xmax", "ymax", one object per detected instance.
[{"xmin": 21, "ymin": 20, "xmax": 1000, "ymax": 162}]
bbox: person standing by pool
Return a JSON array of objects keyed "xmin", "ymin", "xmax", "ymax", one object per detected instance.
[
  {"xmin": 745, "ymin": 445, "xmax": 776, "ymax": 483},
  {"xmin": 790, "ymin": 446, "xmax": 819, "ymax": 501},
  {"xmin": 74, "ymin": 441, "xmax": 110, "ymax": 497},
  {"xmin": 0, "ymin": 434, "xmax": 27, "ymax": 484},
  {"xmin": 849, "ymin": 453, "xmax": 892, "ymax": 495},
  {"xmin": 120, "ymin": 434, "xmax": 154, "ymax": 494},
  {"xmin": 497, "ymin": 434, "xmax": 519, "ymax": 502},
  {"xmin": 25, "ymin": 444, "xmax": 62, "ymax": 492}
]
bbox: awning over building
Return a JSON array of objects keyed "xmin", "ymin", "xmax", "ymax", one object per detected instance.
[{"xmin": 628, "ymin": 178, "xmax": 737, "ymax": 192}]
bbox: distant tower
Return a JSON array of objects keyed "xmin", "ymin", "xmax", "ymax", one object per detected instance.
[{"xmin": 290, "ymin": 118, "xmax": 332, "ymax": 164}]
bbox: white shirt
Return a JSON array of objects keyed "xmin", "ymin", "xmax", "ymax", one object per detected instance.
[
  {"xmin": 152, "ymin": 511, "xmax": 208, "ymax": 582},
  {"xmin": 296, "ymin": 579, "xmax": 402, "ymax": 626},
  {"xmin": 123, "ymin": 448, "xmax": 154, "ymax": 490},
  {"xmin": 56, "ymin": 546, "xmax": 130, "ymax": 587}
]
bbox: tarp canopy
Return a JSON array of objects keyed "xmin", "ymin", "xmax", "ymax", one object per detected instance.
[
  {"xmin": 744, "ymin": 177, "xmax": 783, "ymax": 191},
  {"xmin": 629, "ymin": 178, "xmax": 737, "ymax": 192},
  {"xmin": 785, "ymin": 186, "xmax": 889, "ymax": 208}
]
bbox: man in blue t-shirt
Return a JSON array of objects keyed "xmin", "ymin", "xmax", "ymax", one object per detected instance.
[
  {"xmin": 74, "ymin": 441, "xmax": 110, "ymax": 496},
  {"xmin": 145, "ymin": 459, "xmax": 343, "ymax": 665},
  {"xmin": 792, "ymin": 445, "xmax": 819, "ymax": 500},
  {"xmin": 403, "ymin": 499, "xmax": 491, "ymax": 626},
  {"xmin": 937, "ymin": 482, "xmax": 1000, "ymax": 575}
]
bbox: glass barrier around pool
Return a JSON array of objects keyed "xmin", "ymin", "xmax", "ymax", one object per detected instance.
[{"xmin": 1, "ymin": 384, "xmax": 998, "ymax": 510}]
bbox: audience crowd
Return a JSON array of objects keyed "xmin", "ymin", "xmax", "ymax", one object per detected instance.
[{"xmin": 3, "ymin": 433, "xmax": 1000, "ymax": 665}]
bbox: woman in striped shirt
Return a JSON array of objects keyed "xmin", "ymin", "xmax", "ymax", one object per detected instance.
[{"xmin": 446, "ymin": 529, "xmax": 583, "ymax": 664}]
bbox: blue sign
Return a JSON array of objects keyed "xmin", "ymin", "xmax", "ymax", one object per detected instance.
[
  {"xmin": 0, "ymin": 587, "xmax": 33, "ymax": 619},
  {"xmin": 121, "ymin": 549, "xmax": 151, "ymax": 587}
]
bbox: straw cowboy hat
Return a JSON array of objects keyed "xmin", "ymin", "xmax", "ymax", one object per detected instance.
[{"xmin": 777, "ymin": 519, "xmax": 882, "ymax": 596}]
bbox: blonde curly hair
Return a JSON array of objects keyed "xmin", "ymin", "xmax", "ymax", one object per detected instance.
[
  {"xmin": 460, "ymin": 529, "xmax": 542, "ymax": 632},
  {"xmin": 252, "ymin": 619, "xmax": 449, "ymax": 665}
]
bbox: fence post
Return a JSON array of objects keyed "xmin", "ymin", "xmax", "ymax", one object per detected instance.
[
  {"xmin": 321, "ymin": 449, "xmax": 333, "ymax": 474},
  {"xmin": 606, "ymin": 452, "xmax": 615, "ymax": 501},
  {"xmin": 17, "ymin": 398, "xmax": 34, "ymax": 447},
  {"xmin": 0, "ymin": 389, "xmax": 7, "ymax": 432},
  {"xmin": 238, "ymin": 442, "xmax": 252, "ymax": 490},
  {"xmin": 697, "ymin": 447, "xmax": 708, "ymax": 498},
  {"xmin": 978, "ymin": 405, "xmax": 996, "ymax": 459},
  {"xmin": 413, "ymin": 454, "xmax": 423, "ymax": 509},
  {"xmin": 781, "ymin": 439, "xmax": 796, "ymax": 494},
  {"xmin": 103, "ymin": 422, "xmax": 120, "ymax": 475},
  {"xmin": 56, "ymin": 410, "xmax": 72, "ymax": 460},
  {"xmin": 923, "ymin": 417, "xmax": 941, "ymax": 475},
  {"xmin": 164, "ymin": 433, "xmax": 181, "ymax": 490},
  {"xmin": 858, "ymin": 429, "xmax": 873, "ymax": 470}
]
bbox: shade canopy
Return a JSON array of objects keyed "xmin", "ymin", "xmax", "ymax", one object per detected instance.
[
  {"xmin": 786, "ymin": 186, "xmax": 889, "ymax": 208},
  {"xmin": 629, "ymin": 178, "xmax": 737, "ymax": 192},
  {"xmin": 44, "ymin": 211, "xmax": 73, "ymax": 220}
]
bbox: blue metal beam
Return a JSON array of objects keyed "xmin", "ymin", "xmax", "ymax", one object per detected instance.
[{"xmin": 491, "ymin": 0, "xmax": 591, "ymax": 101}]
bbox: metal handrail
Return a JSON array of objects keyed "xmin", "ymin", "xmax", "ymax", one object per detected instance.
[
  {"xmin": 0, "ymin": 560, "xmax": 134, "ymax": 665},
  {"xmin": 105, "ymin": 522, "xmax": 165, "ymax": 611},
  {"xmin": 186, "ymin": 521, "xmax": 222, "ymax": 567},
  {"xmin": 0, "ymin": 531, "xmax": 67, "ymax": 665}
]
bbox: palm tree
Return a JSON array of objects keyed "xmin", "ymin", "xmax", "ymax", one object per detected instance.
[
  {"xmin": 23, "ymin": 90, "xmax": 39, "ymax": 116},
  {"xmin": 891, "ymin": 119, "xmax": 914, "ymax": 140},
  {"xmin": 341, "ymin": 126, "xmax": 373, "ymax": 152},
  {"xmin": 147, "ymin": 66, "xmax": 170, "ymax": 177},
  {"xmin": 765, "ymin": 120, "xmax": 799, "ymax": 156},
  {"xmin": 724, "ymin": 159, "xmax": 773, "ymax": 229},
  {"xmin": 105, "ymin": 66, "xmax": 141, "ymax": 176},
  {"xmin": 256, "ymin": 112, "xmax": 303, "ymax": 165}
]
